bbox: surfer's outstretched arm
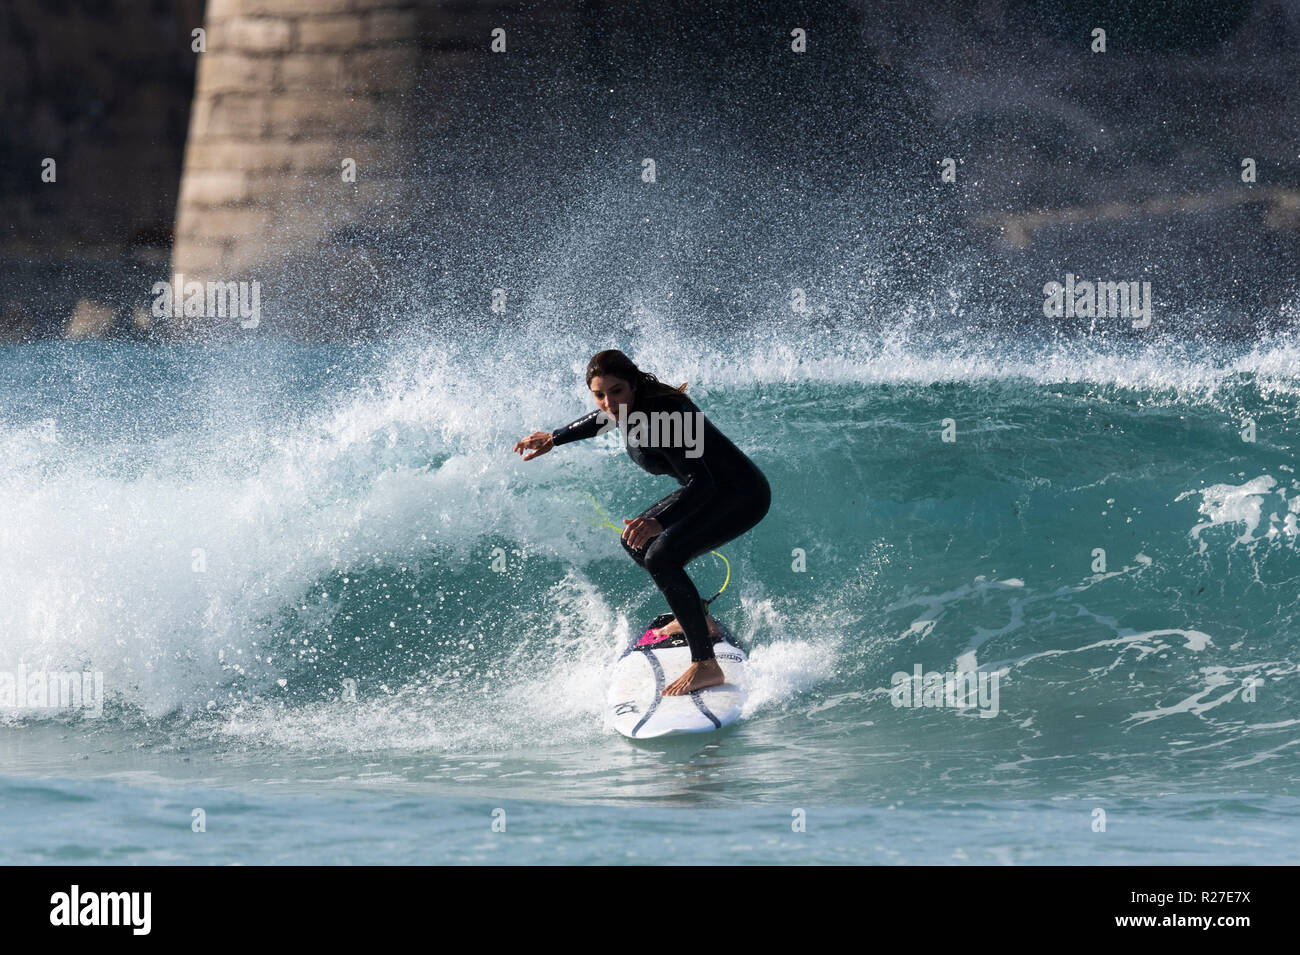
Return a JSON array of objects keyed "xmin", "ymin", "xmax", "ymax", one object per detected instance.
[
  {"xmin": 513, "ymin": 408, "xmax": 613, "ymax": 460},
  {"xmin": 551, "ymin": 408, "xmax": 610, "ymax": 446}
]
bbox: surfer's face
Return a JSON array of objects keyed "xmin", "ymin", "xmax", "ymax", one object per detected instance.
[{"xmin": 589, "ymin": 375, "xmax": 634, "ymax": 422}]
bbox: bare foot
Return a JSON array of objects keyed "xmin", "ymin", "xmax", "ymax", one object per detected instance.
[{"xmin": 662, "ymin": 658, "xmax": 725, "ymax": 696}]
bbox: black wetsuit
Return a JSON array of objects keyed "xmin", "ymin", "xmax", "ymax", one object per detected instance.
[{"xmin": 552, "ymin": 390, "xmax": 771, "ymax": 662}]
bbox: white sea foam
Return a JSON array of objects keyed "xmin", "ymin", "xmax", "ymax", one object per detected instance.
[{"xmin": 1177, "ymin": 475, "xmax": 1299, "ymax": 553}]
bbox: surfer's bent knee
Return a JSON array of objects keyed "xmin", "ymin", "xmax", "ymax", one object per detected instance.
[
  {"xmin": 620, "ymin": 534, "xmax": 647, "ymax": 566},
  {"xmin": 622, "ymin": 532, "xmax": 670, "ymax": 569},
  {"xmin": 639, "ymin": 535, "xmax": 678, "ymax": 576}
]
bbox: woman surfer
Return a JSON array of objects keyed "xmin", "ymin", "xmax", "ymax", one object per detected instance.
[{"xmin": 512, "ymin": 349, "xmax": 771, "ymax": 695}]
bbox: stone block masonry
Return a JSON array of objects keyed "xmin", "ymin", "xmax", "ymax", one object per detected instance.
[{"xmin": 170, "ymin": 0, "xmax": 584, "ymax": 336}]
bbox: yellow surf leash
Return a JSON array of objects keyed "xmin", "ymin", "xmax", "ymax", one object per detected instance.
[{"xmin": 584, "ymin": 492, "xmax": 731, "ymax": 610}]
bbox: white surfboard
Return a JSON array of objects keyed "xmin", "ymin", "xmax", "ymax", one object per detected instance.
[{"xmin": 606, "ymin": 620, "xmax": 748, "ymax": 739}]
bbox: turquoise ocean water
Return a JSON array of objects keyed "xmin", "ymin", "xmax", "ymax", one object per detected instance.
[{"xmin": 1, "ymin": 322, "xmax": 1297, "ymax": 864}]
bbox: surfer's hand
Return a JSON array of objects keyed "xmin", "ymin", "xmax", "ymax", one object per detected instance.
[
  {"xmin": 622, "ymin": 516, "xmax": 663, "ymax": 549},
  {"xmin": 513, "ymin": 431, "xmax": 554, "ymax": 460}
]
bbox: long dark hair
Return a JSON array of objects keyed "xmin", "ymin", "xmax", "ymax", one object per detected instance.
[{"xmin": 584, "ymin": 350, "xmax": 688, "ymax": 407}]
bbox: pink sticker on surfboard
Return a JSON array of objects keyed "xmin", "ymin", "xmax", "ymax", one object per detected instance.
[{"xmin": 635, "ymin": 627, "xmax": 673, "ymax": 647}]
